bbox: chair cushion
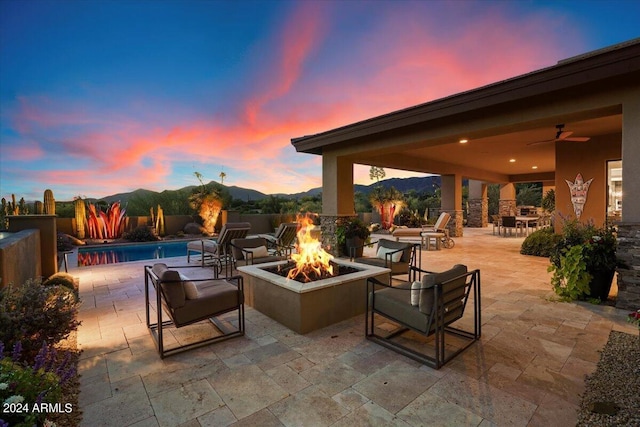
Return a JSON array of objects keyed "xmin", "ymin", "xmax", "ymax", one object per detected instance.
[
  {"xmin": 172, "ymin": 280, "xmax": 242, "ymax": 326},
  {"xmin": 377, "ymin": 239, "xmax": 413, "ymax": 263},
  {"xmin": 179, "ymin": 272, "xmax": 199, "ymax": 299},
  {"xmin": 372, "ymin": 282, "xmax": 430, "ymax": 333},
  {"xmin": 152, "ymin": 263, "xmax": 186, "ymax": 308},
  {"xmin": 411, "ymin": 281, "xmax": 421, "ymax": 306},
  {"xmin": 187, "ymin": 239, "xmax": 218, "ymax": 253},
  {"xmin": 419, "ymin": 264, "xmax": 467, "ymax": 315},
  {"xmin": 377, "ymin": 246, "xmax": 403, "ymax": 263},
  {"xmin": 246, "ymin": 245, "xmax": 269, "ymax": 258}
]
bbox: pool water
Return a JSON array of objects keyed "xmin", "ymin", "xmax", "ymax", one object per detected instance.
[{"xmin": 77, "ymin": 240, "xmax": 193, "ymax": 266}]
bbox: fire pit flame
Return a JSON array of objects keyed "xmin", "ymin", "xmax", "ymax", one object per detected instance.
[{"xmin": 287, "ymin": 214, "xmax": 334, "ymax": 282}]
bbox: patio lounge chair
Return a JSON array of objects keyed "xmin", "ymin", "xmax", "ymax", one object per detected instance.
[
  {"xmin": 230, "ymin": 237, "xmax": 286, "ymax": 269},
  {"xmin": 366, "ymin": 264, "xmax": 481, "ymax": 369},
  {"xmin": 187, "ymin": 222, "xmax": 251, "ymax": 274},
  {"xmin": 144, "ymin": 263, "xmax": 245, "ymax": 358},
  {"xmin": 352, "ymin": 238, "xmax": 420, "ymax": 283},
  {"xmin": 258, "ymin": 222, "xmax": 298, "ymax": 256}
]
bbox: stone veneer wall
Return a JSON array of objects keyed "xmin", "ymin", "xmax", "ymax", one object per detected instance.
[
  {"xmin": 499, "ymin": 199, "xmax": 517, "ymax": 216},
  {"xmin": 616, "ymin": 222, "xmax": 640, "ymax": 310},
  {"xmin": 467, "ymin": 198, "xmax": 488, "ymax": 228},
  {"xmin": 442, "ymin": 209, "xmax": 464, "ymax": 237},
  {"xmin": 320, "ymin": 215, "xmax": 357, "ymax": 256}
]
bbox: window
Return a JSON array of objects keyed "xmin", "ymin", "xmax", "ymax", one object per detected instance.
[{"xmin": 607, "ymin": 160, "xmax": 622, "ymax": 220}]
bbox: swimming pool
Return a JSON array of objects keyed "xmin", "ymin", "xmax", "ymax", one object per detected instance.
[{"xmin": 77, "ymin": 240, "xmax": 195, "ymax": 266}]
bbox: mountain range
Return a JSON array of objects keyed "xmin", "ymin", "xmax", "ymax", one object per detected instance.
[{"xmin": 96, "ymin": 175, "xmax": 443, "ymax": 204}]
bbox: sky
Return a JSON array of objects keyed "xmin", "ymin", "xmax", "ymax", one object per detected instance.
[{"xmin": 1, "ymin": 0, "xmax": 639, "ymax": 201}]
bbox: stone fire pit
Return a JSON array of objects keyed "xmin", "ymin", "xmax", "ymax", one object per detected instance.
[{"xmin": 237, "ymin": 259, "xmax": 390, "ymax": 334}]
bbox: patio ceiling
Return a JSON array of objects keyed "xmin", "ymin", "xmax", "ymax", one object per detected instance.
[{"xmin": 351, "ymin": 113, "xmax": 622, "ymax": 183}]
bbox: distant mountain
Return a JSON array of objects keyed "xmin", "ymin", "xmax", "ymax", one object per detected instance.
[{"xmin": 93, "ymin": 176, "xmax": 441, "ymax": 204}]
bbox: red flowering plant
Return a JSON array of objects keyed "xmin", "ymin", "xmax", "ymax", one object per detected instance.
[{"xmin": 628, "ymin": 309, "xmax": 640, "ymax": 329}]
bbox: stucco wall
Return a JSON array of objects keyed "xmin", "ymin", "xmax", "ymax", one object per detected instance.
[
  {"xmin": 0, "ymin": 229, "xmax": 41, "ymax": 289},
  {"xmin": 555, "ymin": 133, "xmax": 621, "ymax": 228}
]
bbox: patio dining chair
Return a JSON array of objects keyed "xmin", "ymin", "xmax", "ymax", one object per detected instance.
[{"xmin": 499, "ymin": 216, "xmax": 522, "ymax": 237}]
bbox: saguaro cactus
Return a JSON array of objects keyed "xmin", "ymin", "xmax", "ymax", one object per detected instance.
[
  {"xmin": 74, "ymin": 198, "xmax": 86, "ymax": 239},
  {"xmin": 156, "ymin": 204, "xmax": 165, "ymax": 237},
  {"xmin": 11, "ymin": 194, "xmax": 18, "ymax": 215},
  {"xmin": 44, "ymin": 189, "xmax": 55, "ymax": 215},
  {"xmin": 34, "ymin": 201, "xmax": 44, "ymax": 214}
]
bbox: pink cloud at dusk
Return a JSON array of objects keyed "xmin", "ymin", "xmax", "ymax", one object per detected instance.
[{"xmin": 0, "ymin": 0, "xmax": 609, "ymax": 201}]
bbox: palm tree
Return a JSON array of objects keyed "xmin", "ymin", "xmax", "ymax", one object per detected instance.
[{"xmin": 219, "ymin": 171, "xmax": 226, "ymax": 185}]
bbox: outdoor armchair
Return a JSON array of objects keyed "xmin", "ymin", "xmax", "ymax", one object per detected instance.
[
  {"xmin": 230, "ymin": 237, "xmax": 286, "ymax": 269},
  {"xmin": 351, "ymin": 238, "xmax": 420, "ymax": 283},
  {"xmin": 366, "ymin": 264, "xmax": 481, "ymax": 369},
  {"xmin": 187, "ymin": 222, "xmax": 251, "ymax": 274},
  {"xmin": 144, "ymin": 263, "xmax": 245, "ymax": 359}
]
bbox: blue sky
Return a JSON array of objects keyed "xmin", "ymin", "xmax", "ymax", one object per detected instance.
[{"xmin": 1, "ymin": 0, "xmax": 639, "ymax": 201}]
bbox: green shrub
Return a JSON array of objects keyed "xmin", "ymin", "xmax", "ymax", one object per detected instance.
[
  {"xmin": 42, "ymin": 272, "xmax": 77, "ymax": 298},
  {"xmin": 548, "ymin": 244, "xmax": 592, "ymax": 301},
  {"xmin": 520, "ymin": 227, "xmax": 561, "ymax": 257},
  {"xmin": 123, "ymin": 226, "xmax": 159, "ymax": 242},
  {"xmin": 0, "ymin": 280, "xmax": 80, "ymax": 359}
]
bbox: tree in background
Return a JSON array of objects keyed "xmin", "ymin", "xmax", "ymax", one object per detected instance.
[
  {"xmin": 369, "ymin": 166, "xmax": 386, "ymax": 183},
  {"xmin": 189, "ymin": 172, "xmax": 227, "ymax": 234},
  {"xmin": 219, "ymin": 171, "xmax": 226, "ymax": 184}
]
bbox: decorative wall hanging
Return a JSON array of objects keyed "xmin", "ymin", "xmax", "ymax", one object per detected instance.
[{"xmin": 565, "ymin": 173, "xmax": 593, "ymax": 219}]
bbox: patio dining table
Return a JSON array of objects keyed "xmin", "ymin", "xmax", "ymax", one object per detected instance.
[{"xmin": 516, "ymin": 216, "xmax": 539, "ymax": 236}]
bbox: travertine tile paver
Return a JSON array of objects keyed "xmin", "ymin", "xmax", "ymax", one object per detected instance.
[{"xmin": 73, "ymin": 227, "xmax": 637, "ymax": 426}]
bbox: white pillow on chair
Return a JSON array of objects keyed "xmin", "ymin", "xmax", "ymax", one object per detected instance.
[
  {"xmin": 376, "ymin": 246, "xmax": 403, "ymax": 263},
  {"xmin": 245, "ymin": 245, "xmax": 269, "ymax": 258}
]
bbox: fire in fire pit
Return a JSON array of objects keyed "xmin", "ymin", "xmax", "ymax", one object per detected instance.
[
  {"xmin": 284, "ymin": 214, "xmax": 341, "ymax": 282},
  {"xmin": 263, "ymin": 260, "xmax": 360, "ymax": 283}
]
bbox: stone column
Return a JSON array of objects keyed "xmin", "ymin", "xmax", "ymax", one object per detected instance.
[
  {"xmin": 499, "ymin": 183, "xmax": 517, "ymax": 216},
  {"xmin": 467, "ymin": 180, "xmax": 488, "ymax": 228},
  {"xmin": 441, "ymin": 174, "xmax": 463, "ymax": 237},
  {"xmin": 615, "ymin": 94, "xmax": 640, "ymax": 309},
  {"xmin": 320, "ymin": 214, "xmax": 357, "ymax": 257},
  {"xmin": 616, "ymin": 223, "xmax": 640, "ymax": 310}
]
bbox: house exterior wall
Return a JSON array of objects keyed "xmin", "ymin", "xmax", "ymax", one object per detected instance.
[{"xmin": 555, "ymin": 133, "xmax": 621, "ymax": 228}]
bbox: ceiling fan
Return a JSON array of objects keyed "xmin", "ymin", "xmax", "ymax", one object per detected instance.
[{"xmin": 527, "ymin": 124, "xmax": 591, "ymax": 146}]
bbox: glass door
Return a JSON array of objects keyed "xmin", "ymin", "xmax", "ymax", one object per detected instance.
[{"xmin": 607, "ymin": 160, "xmax": 622, "ymax": 222}]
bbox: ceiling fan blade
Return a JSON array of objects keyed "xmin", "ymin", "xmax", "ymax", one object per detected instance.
[
  {"xmin": 526, "ymin": 139, "xmax": 554, "ymax": 146},
  {"xmin": 557, "ymin": 131, "xmax": 573, "ymax": 140},
  {"xmin": 564, "ymin": 136, "xmax": 591, "ymax": 142}
]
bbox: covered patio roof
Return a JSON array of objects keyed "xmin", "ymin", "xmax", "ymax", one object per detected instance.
[{"xmin": 292, "ymin": 38, "xmax": 639, "ymax": 185}]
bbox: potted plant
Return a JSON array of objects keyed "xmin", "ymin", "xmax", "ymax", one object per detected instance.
[
  {"xmin": 336, "ymin": 217, "xmax": 371, "ymax": 257},
  {"xmin": 549, "ymin": 217, "xmax": 617, "ymax": 301}
]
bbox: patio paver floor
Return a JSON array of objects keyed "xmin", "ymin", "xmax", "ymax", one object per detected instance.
[{"xmin": 73, "ymin": 227, "xmax": 637, "ymax": 426}]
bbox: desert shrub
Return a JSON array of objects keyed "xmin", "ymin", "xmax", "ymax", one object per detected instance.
[
  {"xmin": 520, "ymin": 227, "xmax": 561, "ymax": 257},
  {"xmin": 0, "ymin": 280, "xmax": 80, "ymax": 359},
  {"xmin": 122, "ymin": 226, "xmax": 159, "ymax": 242},
  {"xmin": 395, "ymin": 208, "xmax": 425, "ymax": 228},
  {"xmin": 0, "ymin": 341, "xmax": 75, "ymax": 427},
  {"xmin": 42, "ymin": 272, "xmax": 78, "ymax": 299}
]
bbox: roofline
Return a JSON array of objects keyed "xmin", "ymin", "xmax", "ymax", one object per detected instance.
[{"xmin": 292, "ymin": 38, "xmax": 640, "ymax": 155}]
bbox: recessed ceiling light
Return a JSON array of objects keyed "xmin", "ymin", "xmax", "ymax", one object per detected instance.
[
  {"xmin": 509, "ymin": 158, "xmax": 516, "ymax": 163},
  {"xmin": 532, "ymin": 166, "xmax": 538, "ymax": 169},
  {"xmin": 459, "ymin": 139, "xmax": 468, "ymax": 144}
]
